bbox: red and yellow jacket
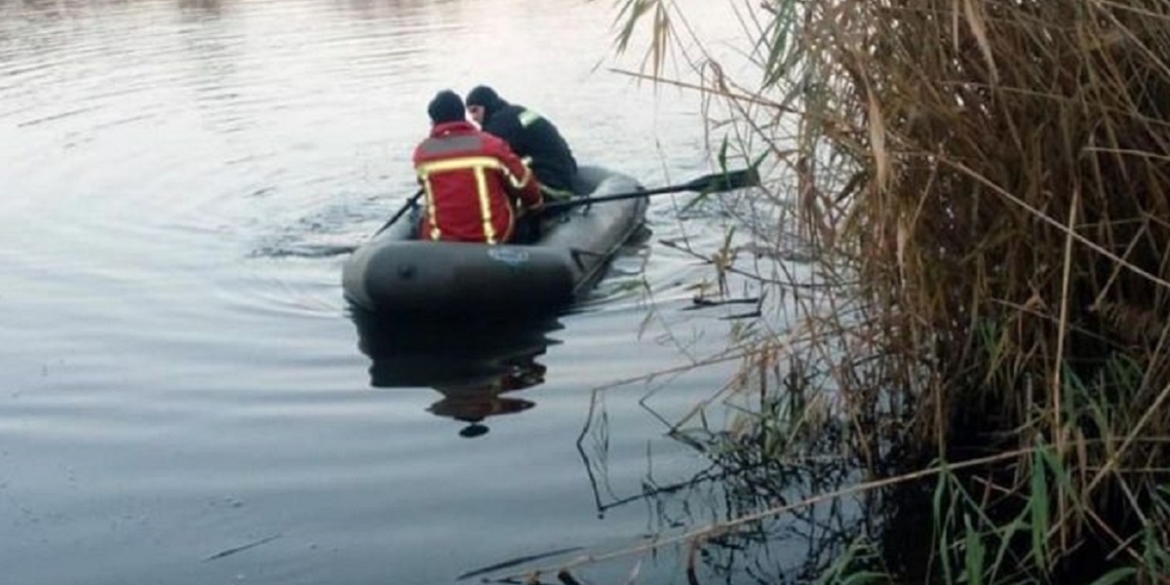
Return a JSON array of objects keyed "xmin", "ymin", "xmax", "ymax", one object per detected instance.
[{"xmin": 412, "ymin": 121, "xmax": 543, "ymax": 243}]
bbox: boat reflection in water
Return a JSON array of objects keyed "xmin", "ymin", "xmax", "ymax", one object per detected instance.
[{"xmin": 351, "ymin": 310, "xmax": 563, "ymax": 438}]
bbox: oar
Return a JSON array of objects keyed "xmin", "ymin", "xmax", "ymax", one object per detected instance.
[
  {"xmin": 374, "ymin": 188, "xmax": 424, "ymax": 235},
  {"xmin": 373, "ymin": 168, "xmax": 757, "ymax": 235},
  {"xmin": 541, "ymin": 168, "xmax": 759, "ymax": 212}
]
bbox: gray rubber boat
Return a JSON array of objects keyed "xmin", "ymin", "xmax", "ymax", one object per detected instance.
[{"xmin": 342, "ymin": 165, "xmax": 647, "ymax": 316}]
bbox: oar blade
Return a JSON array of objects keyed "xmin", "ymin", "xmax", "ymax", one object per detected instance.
[{"xmin": 684, "ymin": 168, "xmax": 760, "ymax": 193}]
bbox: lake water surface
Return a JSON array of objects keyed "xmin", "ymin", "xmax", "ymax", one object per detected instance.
[{"xmin": 0, "ymin": 1, "xmax": 770, "ymax": 583}]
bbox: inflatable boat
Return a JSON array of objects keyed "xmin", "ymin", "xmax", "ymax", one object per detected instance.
[{"xmin": 342, "ymin": 165, "xmax": 648, "ymax": 317}]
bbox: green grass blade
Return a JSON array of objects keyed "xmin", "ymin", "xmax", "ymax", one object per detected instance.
[
  {"xmin": 1087, "ymin": 568, "xmax": 1137, "ymax": 585},
  {"xmin": 1030, "ymin": 445, "xmax": 1050, "ymax": 573},
  {"xmin": 964, "ymin": 513, "xmax": 986, "ymax": 585}
]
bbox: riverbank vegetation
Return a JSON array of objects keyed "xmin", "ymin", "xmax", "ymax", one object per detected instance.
[{"xmin": 542, "ymin": 0, "xmax": 1170, "ymax": 583}]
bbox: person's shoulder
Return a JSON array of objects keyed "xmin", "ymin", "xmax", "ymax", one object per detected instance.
[{"xmin": 412, "ymin": 137, "xmax": 430, "ymax": 157}]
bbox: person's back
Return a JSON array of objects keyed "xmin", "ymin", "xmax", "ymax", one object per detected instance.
[
  {"xmin": 412, "ymin": 90, "xmax": 543, "ymax": 244},
  {"xmin": 465, "ymin": 85, "xmax": 578, "ymax": 197}
]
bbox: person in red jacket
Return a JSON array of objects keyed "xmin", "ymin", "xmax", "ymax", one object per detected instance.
[{"xmin": 413, "ymin": 90, "xmax": 543, "ymax": 244}]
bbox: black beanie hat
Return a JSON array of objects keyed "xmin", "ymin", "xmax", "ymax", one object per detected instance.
[
  {"xmin": 427, "ymin": 90, "xmax": 465, "ymax": 125},
  {"xmin": 465, "ymin": 85, "xmax": 502, "ymax": 113}
]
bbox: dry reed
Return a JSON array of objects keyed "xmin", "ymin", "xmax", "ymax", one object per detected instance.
[{"xmin": 802, "ymin": 1, "xmax": 1170, "ymax": 579}]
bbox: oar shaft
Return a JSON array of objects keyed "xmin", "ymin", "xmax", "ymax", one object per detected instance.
[
  {"xmin": 542, "ymin": 190, "xmax": 648, "ymax": 210},
  {"xmin": 375, "ymin": 188, "xmax": 424, "ymax": 235},
  {"xmin": 542, "ymin": 168, "xmax": 758, "ymax": 212},
  {"xmin": 374, "ymin": 168, "xmax": 758, "ymax": 231}
]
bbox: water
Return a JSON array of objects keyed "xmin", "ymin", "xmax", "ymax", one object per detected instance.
[{"xmin": 0, "ymin": 1, "xmax": 763, "ymax": 583}]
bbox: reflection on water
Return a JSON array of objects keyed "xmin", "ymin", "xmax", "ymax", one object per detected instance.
[
  {"xmin": 178, "ymin": 0, "xmax": 224, "ymax": 18},
  {"xmin": 352, "ymin": 310, "xmax": 562, "ymax": 437}
]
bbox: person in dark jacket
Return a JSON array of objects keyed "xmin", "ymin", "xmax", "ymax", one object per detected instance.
[
  {"xmin": 465, "ymin": 85, "xmax": 579, "ymax": 200},
  {"xmin": 413, "ymin": 90, "xmax": 543, "ymax": 244}
]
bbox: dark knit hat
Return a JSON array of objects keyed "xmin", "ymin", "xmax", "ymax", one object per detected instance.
[
  {"xmin": 427, "ymin": 90, "xmax": 465, "ymax": 124},
  {"xmin": 465, "ymin": 85, "xmax": 503, "ymax": 113}
]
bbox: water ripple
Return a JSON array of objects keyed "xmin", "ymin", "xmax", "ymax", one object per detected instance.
[{"xmin": 0, "ymin": 1, "xmax": 756, "ymax": 582}]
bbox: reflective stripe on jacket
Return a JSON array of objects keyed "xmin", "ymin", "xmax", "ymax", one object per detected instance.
[{"xmin": 412, "ymin": 121, "xmax": 543, "ymax": 244}]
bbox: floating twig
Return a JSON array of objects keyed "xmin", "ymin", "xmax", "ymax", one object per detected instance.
[
  {"xmin": 457, "ymin": 546, "xmax": 584, "ymax": 580},
  {"xmin": 202, "ymin": 533, "xmax": 282, "ymax": 562}
]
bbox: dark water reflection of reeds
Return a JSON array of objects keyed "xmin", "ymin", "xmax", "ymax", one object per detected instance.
[{"xmin": 471, "ymin": 375, "xmax": 877, "ymax": 584}]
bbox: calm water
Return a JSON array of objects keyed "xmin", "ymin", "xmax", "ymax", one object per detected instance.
[{"xmin": 0, "ymin": 1, "xmax": 767, "ymax": 583}]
